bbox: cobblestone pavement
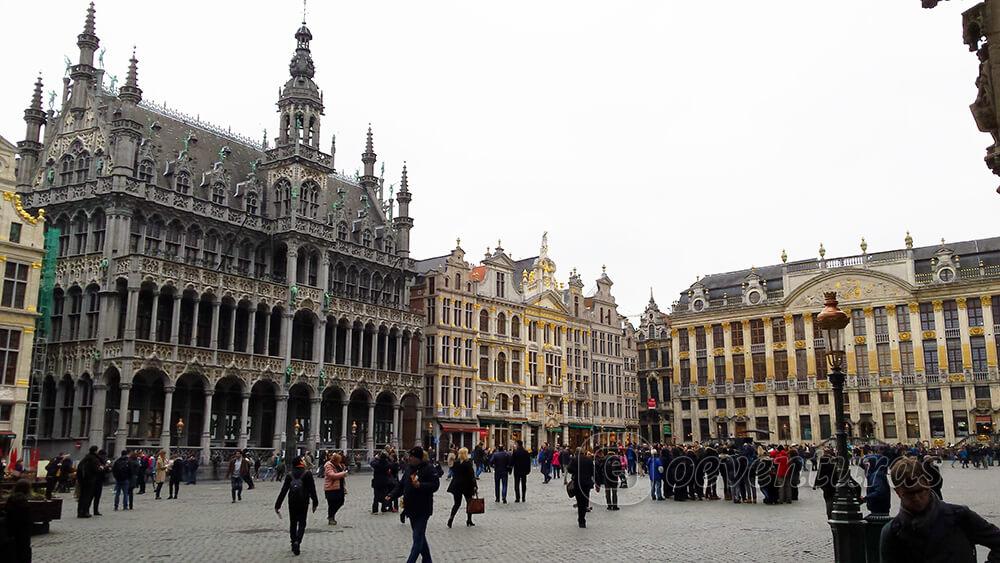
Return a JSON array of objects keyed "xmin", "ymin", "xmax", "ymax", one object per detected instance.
[{"xmin": 31, "ymin": 466, "xmax": 1000, "ymax": 562}]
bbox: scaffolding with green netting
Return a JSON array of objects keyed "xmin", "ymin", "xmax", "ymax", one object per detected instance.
[{"xmin": 22, "ymin": 227, "xmax": 59, "ymax": 468}]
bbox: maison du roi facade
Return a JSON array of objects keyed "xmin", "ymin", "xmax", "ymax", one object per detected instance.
[
  {"xmin": 411, "ymin": 235, "xmax": 639, "ymax": 451},
  {"xmin": 650, "ymin": 236, "xmax": 1000, "ymax": 447},
  {"xmin": 12, "ymin": 4, "xmax": 426, "ymax": 464}
]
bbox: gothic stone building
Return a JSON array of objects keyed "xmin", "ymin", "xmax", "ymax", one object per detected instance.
[
  {"xmin": 669, "ymin": 236, "xmax": 1000, "ymax": 446},
  {"xmin": 13, "ymin": 4, "xmax": 425, "ymax": 464}
]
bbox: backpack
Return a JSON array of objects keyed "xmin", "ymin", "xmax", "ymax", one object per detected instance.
[
  {"xmin": 113, "ymin": 457, "xmax": 130, "ymax": 480},
  {"xmin": 288, "ymin": 472, "xmax": 305, "ymax": 499}
]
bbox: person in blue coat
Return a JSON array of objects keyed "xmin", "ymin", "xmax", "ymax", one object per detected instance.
[
  {"xmin": 647, "ymin": 449, "xmax": 664, "ymax": 500},
  {"xmin": 626, "ymin": 445, "xmax": 637, "ymax": 475},
  {"xmin": 861, "ymin": 447, "xmax": 891, "ymax": 515}
]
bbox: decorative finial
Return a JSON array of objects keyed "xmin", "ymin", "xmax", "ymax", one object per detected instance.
[
  {"xmin": 602, "ymin": 264, "xmax": 607, "ymax": 274},
  {"xmin": 860, "ymin": 237, "xmax": 868, "ymax": 254},
  {"xmin": 303, "ymin": 0, "xmax": 308, "ymax": 24},
  {"xmin": 456, "ymin": 237, "xmax": 461, "ymax": 248},
  {"xmin": 780, "ymin": 249, "xmax": 787, "ymax": 264},
  {"xmin": 940, "ymin": 237, "xmax": 946, "ymax": 246},
  {"xmin": 905, "ymin": 231, "xmax": 913, "ymax": 249},
  {"xmin": 819, "ymin": 243, "xmax": 826, "ymax": 259}
]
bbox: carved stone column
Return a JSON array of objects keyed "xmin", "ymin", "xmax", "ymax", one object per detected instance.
[
  {"xmin": 88, "ymin": 382, "xmax": 108, "ymax": 449},
  {"xmin": 159, "ymin": 385, "xmax": 175, "ymax": 454},
  {"xmin": 201, "ymin": 390, "xmax": 214, "ymax": 463},
  {"xmin": 340, "ymin": 401, "xmax": 349, "ymax": 451},
  {"xmin": 237, "ymin": 392, "xmax": 251, "ymax": 450},
  {"xmin": 148, "ymin": 290, "xmax": 160, "ymax": 341},
  {"xmin": 366, "ymin": 401, "xmax": 375, "ymax": 459},
  {"xmin": 170, "ymin": 293, "xmax": 182, "ymax": 345},
  {"xmin": 309, "ymin": 397, "xmax": 322, "ymax": 452},
  {"xmin": 113, "ymin": 381, "xmax": 132, "ymax": 455}
]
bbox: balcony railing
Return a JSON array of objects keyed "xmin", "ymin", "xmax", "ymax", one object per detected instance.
[
  {"xmin": 714, "ymin": 384, "xmax": 727, "ymax": 394},
  {"xmin": 945, "ymin": 328, "xmax": 961, "ymax": 339},
  {"xmin": 732, "ymin": 383, "xmax": 746, "ymax": 394},
  {"xmin": 974, "ymin": 371, "xmax": 990, "ymax": 382},
  {"xmin": 875, "ymin": 333, "xmax": 890, "ymax": 344}
]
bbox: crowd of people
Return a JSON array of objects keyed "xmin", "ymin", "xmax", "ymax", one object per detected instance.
[{"xmin": 4, "ymin": 438, "xmax": 1000, "ymax": 562}]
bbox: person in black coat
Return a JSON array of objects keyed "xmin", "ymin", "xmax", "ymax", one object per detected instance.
[
  {"xmin": 446, "ymin": 448, "xmax": 478, "ymax": 527},
  {"xmin": 813, "ymin": 447, "xmax": 836, "ymax": 518},
  {"xmin": 370, "ymin": 452, "xmax": 393, "ymax": 514},
  {"xmin": 489, "ymin": 445, "xmax": 512, "ymax": 503},
  {"xmin": 387, "ymin": 447, "xmax": 440, "ymax": 563},
  {"xmin": 567, "ymin": 449, "xmax": 595, "ymax": 528},
  {"xmin": 5, "ymin": 479, "xmax": 32, "ymax": 563},
  {"xmin": 75, "ymin": 446, "xmax": 101, "ymax": 518},
  {"xmin": 91, "ymin": 449, "xmax": 110, "ymax": 516},
  {"xmin": 511, "ymin": 440, "xmax": 532, "ymax": 503},
  {"xmin": 275, "ymin": 456, "xmax": 319, "ymax": 556},
  {"xmin": 669, "ymin": 446, "xmax": 693, "ymax": 501},
  {"xmin": 168, "ymin": 456, "xmax": 184, "ymax": 499},
  {"xmin": 659, "ymin": 447, "xmax": 673, "ymax": 499},
  {"xmin": 595, "ymin": 448, "xmax": 622, "ymax": 510},
  {"xmin": 701, "ymin": 446, "xmax": 721, "ymax": 500}
]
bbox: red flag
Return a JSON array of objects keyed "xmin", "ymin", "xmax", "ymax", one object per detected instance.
[
  {"xmin": 30, "ymin": 448, "xmax": 40, "ymax": 472},
  {"xmin": 9, "ymin": 448, "xmax": 17, "ymax": 469}
]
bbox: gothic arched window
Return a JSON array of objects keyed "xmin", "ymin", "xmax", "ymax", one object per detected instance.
[
  {"xmin": 337, "ymin": 222, "xmax": 348, "ymax": 241},
  {"xmin": 175, "ymin": 171, "xmax": 191, "ymax": 195},
  {"xmin": 211, "ymin": 182, "xmax": 226, "ymax": 205},
  {"xmin": 138, "ymin": 159, "xmax": 154, "ymax": 183},
  {"xmin": 274, "ymin": 179, "xmax": 291, "ymax": 216},
  {"xmin": 362, "ymin": 229, "xmax": 373, "ymax": 248},
  {"xmin": 245, "ymin": 191, "xmax": 258, "ymax": 216}
]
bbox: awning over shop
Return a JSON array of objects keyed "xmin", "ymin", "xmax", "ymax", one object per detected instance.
[
  {"xmin": 546, "ymin": 427, "xmax": 563, "ymax": 433},
  {"xmin": 439, "ymin": 423, "xmax": 485, "ymax": 433},
  {"xmin": 478, "ymin": 419, "xmax": 509, "ymax": 427},
  {"xmin": 569, "ymin": 424, "xmax": 593, "ymax": 430}
]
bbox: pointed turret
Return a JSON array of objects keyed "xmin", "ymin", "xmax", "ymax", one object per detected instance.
[
  {"xmin": 392, "ymin": 162, "xmax": 413, "ymax": 259},
  {"xmin": 275, "ymin": 17, "xmax": 323, "ymax": 148},
  {"xmin": 118, "ymin": 48, "xmax": 142, "ymax": 104},
  {"xmin": 69, "ymin": 2, "xmax": 100, "ymax": 115},
  {"xmin": 361, "ymin": 124, "xmax": 377, "ymax": 179},
  {"xmin": 16, "ymin": 75, "xmax": 47, "ymax": 191}
]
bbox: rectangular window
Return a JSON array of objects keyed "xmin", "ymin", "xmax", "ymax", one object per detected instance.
[
  {"xmin": 923, "ymin": 342, "xmax": 939, "ymax": 374},
  {"xmin": 425, "ymin": 298, "xmax": 435, "ymax": 325},
  {"xmin": 929, "ymin": 411, "xmax": 945, "ymax": 438},
  {"xmin": 465, "ymin": 303, "xmax": 473, "ymax": 328},
  {"xmin": 919, "ymin": 303, "xmax": 935, "ymax": 331},
  {"xmin": 819, "ymin": 414, "xmax": 832, "ymax": 439},
  {"xmin": 818, "ymin": 393, "xmax": 829, "ymax": 405},
  {"xmin": 0, "ymin": 403, "xmax": 11, "ymax": 422},
  {"xmin": 873, "ymin": 307, "xmax": 888, "ymax": 334},
  {"xmin": 712, "ymin": 324, "xmax": 724, "ymax": 347},
  {"xmin": 896, "ymin": 305, "xmax": 911, "ymax": 332},
  {"xmin": 880, "ymin": 389, "xmax": 894, "ymax": 403},
  {"xmin": 478, "ymin": 346, "xmax": 489, "ymax": 379},
  {"xmin": 971, "ymin": 336, "xmax": 988, "ymax": 373},
  {"xmin": 716, "ymin": 398, "xmax": 727, "ymax": 409},
  {"xmin": 852, "ymin": 309, "xmax": 866, "ymax": 336},
  {"xmin": 754, "ymin": 396, "xmax": 767, "ymax": 408},
  {"xmin": 800, "ymin": 414, "xmax": 812, "ymax": 441},
  {"xmin": 905, "ymin": 412, "xmax": 920, "ymax": 440},
  {"xmin": 951, "ymin": 386, "xmax": 966, "ymax": 400},
  {"xmin": 777, "ymin": 416, "xmax": 791, "ymax": 441},
  {"xmin": 0, "ymin": 329, "xmax": 20, "ymax": 386},
  {"xmin": 695, "ymin": 326, "xmax": 706, "ymax": 350},
  {"xmin": 899, "ymin": 341, "xmax": 915, "ymax": 376},
  {"xmin": 946, "ymin": 339, "xmax": 962, "ymax": 373},
  {"xmin": 8, "ymin": 222, "xmax": 21, "ymax": 244},
  {"xmin": 776, "ymin": 394, "xmax": 789, "ymax": 407},
  {"xmin": 859, "ymin": 391, "xmax": 871, "ymax": 403},
  {"xmin": 976, "ymin": 385, "xmax": 991, "ymax": 400},
  {"xmin": 425, "ymin": 335, "xmax": 435, "ymax": 365},
  {"xmin": 528, "ymin": 352, "xmax": 538, "ymax": 386},
  {"xmin": 854, "ymin": 344, "xmax": 869, "ymax": 376},
  {"xmin": 679, "ymin": 329, "xmax": 689, "ymax": 352},
  {"xmin": 751, "ymin": 353, "xmax": 766, "ymax": 382},
  {"xmin": 680, "ymin": 359, "xmax": 691, "ymax": 385},
  {"xmin": 876, "ymin": 343, "xmax": 892, "ymax": 375},
  {"xmin": 440, "ymin": 336, "xmax": 450, "ymax": 365},
  {"xmin": 442, "ymin": 298, "xmax": 450, "ymax": 325},
  {"xmin": 696, "ymin": 357, "xmax": 708, "ymax": 386},
  {"xmin": 730, "ymin": 322, "xmax": 744, "ymax": 346},
  {"xmin": 496, "ymin": 272, "xmax": 505, "ymax": 298},
  {"xmin": 774, "ymin": 351, "xmax": 788, "ymax": 380},
  {"xmin": 815, "ymin": 348, "xmax": 828, "ymax": 379},
  {"xmin": 755, "ymin": 416, "xmax": 769, "ymax": 435},
  {"xmin": 750, "ymin": 319, "xmax": 764, "ymax": 345},
  {"xmin": 772, "ymin": 317, "xmax": 786, "ymax": 342},
  {"xmin": 732, "ymin": 354, "xmax": 745, "ymax": 384},
  {"xmin": 1, "ymin": 262, "xmax": 29, "ymax": 309},
  {"xmin": 713, "ymin": 356, "xmax": 726, "ymax": 385},
  {"xmin": 943, "ymin": 300, "xmax": 959, "ymax": 330},
  {"xmin": 953, "ymin": 410, "xmax": 969, "ymax": 436},
  {"xmin": 904, "ymin": 389, "xmax": 917, "ymax": 403},
  {"xmin": 795, "ymin": 349, "xmax": 807, "ymax": 379},
  {"xmin": 793, "ymin": 314, "xmax": 805, "ymax": 341},
  {"xmin": 734, "ymin": 397, "xmax": 746, "ymax": 409},
  {"xmin": 926, "ymin": 387, "xmax": 942, "ymax": 401},
  {"xmin": 798, "ymin": 393, "xmax": 809, "ymax": 405},
  {"xmin": 967, "ymin": 298, "xmax": 984, "ymax": 327},
  {"xmin": 883, "ymin": 413, "xmax": 897, "ymax": 439}
]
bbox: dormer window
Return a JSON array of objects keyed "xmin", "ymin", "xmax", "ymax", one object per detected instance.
[
  {"xmin": 175, "ymin": 172, "xmax": 191, "ymax": 195},
  {"xmin": 337, "ymin": 222, "xmax": 348, "ymax": 241},
  {"xmin": 138, "ymin": 159, "xmax": 154, "ymax": 183},
  {"xmin": 362, "ymin": 229, "xmax": 373, "ymax": 248},
  {"xmin": 211, "ymin": 182, "xmax": 226, "ymax": 205},
  {"xmin": 246, "ymin": 192, "xmax": 258, "ymax": 215}
]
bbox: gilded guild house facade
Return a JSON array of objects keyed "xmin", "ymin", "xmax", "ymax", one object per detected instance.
[
  {"xmin": 14, "ymin": 5, "xmax": 425, "ymax": 464},
  {"xmin": 411, "ymin": 235, "xmax": 639, "ymax": 452},
  {"xmin": 669, "ymin": 236, "xmax": 1000, "ymax": 446}
]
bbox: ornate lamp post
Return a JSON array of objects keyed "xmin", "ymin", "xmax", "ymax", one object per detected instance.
[
  {"xmin": 815, "ymin": 291, "xmax": 866, "ymax": 562},
  {"xmin": 175, "ymin": 418, "xmax": 185, "ymax": 444}
]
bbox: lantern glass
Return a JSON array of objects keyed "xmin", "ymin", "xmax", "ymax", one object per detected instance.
[{"xmin": 824, "ymin": 326, "xmax": 844, "ymax": 353}]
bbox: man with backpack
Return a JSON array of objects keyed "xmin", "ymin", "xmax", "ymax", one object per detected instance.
[
  {"xmin": 112, "ymin": 450, "xmax": 132, "ymax": 511},
  {"xmin": 275, "ymin": 455, "xmax": 319, "ymax": 556}
]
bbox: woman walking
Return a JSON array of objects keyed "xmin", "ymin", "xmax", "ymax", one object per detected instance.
[
  {"xmin": 323, "ymin": 452, "xmax": 348, "ymax": 525},
  {"xmin": 446, "ymin": 447, "xmax": 478, "ymax": 528},
  {"xmin": 154, "ymin": 450, "xmax": 168, "ymax": 499}
]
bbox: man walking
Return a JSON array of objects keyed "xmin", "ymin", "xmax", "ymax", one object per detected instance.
[
  {"xmin": 112, "ymin": 450, "xmax": 132, "ymax": 511},
  {"xmin": 275, "ymin": 455, "xmax": 319, "ymax": 556},
  {"xmin": 489, "ymin": 445, "xmax": 512, "ymax": 503},
  {"xmin": 227, "ymin": 450, "xmax": 250, "ymax": 502},
  {"xmin": 511, "ymin": 440, "xmax": 531, "ymax": 503},
  {"xmin": 387, "ymin": 446, "xmax": 440, "ymax": 563},
  {"xmin": 92, "ymin": 449, "xmax": 110, "ymax": 516}
]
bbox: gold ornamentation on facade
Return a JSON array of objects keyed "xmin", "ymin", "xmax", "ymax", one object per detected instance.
[
  {"xmin": 879, "ymin": 376, "xmax": 893, "ymax": 386},
  {"xmin": 970, "ymin": 327, "xmax": 985, "ymax": 336},
  {"xmin": 712, "ymin": 347, "xmax": 725, "ymax": 356},
  {"xmin": 957, "ymin": 297, "xmax": 967, "ymax": 309},
  {"xmin": 752, "ymin": 383, "xmax": 766, "ymax": 393},
  {"xmin": 981, "ymin": 296, "xmax": 993, "ymax": 307},
  {"xmin": 948, "ymin": 373, "xmax": 966, "ymax": 383},
  {"xmin": 773, "ymin": 341, "xmax": 786, "ymax": 350},
  {"xmin": 932, "ymin": 300, "xmax": 943, "ymax": 312},
  {"xmin": 899, "ymin": 331, "xmax": 911, "ymax": 341},
  {"xmin": 2, "ymin": 191, "xmax": 45, "ymax": 225},
  {"xmin": 678, "ymin": 351, "xmax": 689, "ymax": 360},
  {"xmin": 794, "ymin": 340, "xmax": 806, "ymax": 349},
  {"xmin": 741, "ymin": 319, "xmax": 750, "ymax": 328},
  {"xmin": 922, "ymin": 330, "xmax": 936, "ymax": 340},
  {"xmin": 30, "ymin": 262, "xmax": 41, "ymax": 269},
  {"xmin": 863, "ymin": 306, "xmax": 873, "ymax": 316},
  {"xmin": 854, "ymin": 335, "xmax": 866, "ymax": 345},
  {"xmin": 732, "ymin": 346, "xmax": 743, "ymax": 354},
  {"xmin": 908, "ymin": 302, "xmax": 920, "ymax": 313},
  {"xmin": 735, "ymin": 408, "xmax": 746, "ymax": 417},
  {"xmin": 817, "ymin": 380, "xmax": 830, "ymax": 389},
  {"xmin": 886, "ymin": 307, "xmax": 896, "ymax": 317}
]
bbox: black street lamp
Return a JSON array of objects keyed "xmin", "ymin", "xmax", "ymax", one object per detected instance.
[{"xmin": 815, "ymin": 291, "xmax": 866, "ymax": 562}]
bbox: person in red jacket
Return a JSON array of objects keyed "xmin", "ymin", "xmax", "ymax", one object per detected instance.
[{"xmin": 773, "ymin": 446, "xmax": 792, "ymax": 504}]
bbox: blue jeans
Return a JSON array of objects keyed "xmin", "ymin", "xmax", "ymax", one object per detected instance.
[
  {"xmin": 494, "ymin": 473, "xmax": 508, "ymax": 500},
  {"xmin": 406, "ymin": 513, "xmax": 432, "ymax": 563},
  {"xmin": 114, "ymin": 480, "xmax": 130, "ymax": 509},
  {"xmin": 650, "ymin": 479, "xmax": 663, "ymax": 500},
  {"xmin": 475, "ymin": 463, "xmax": 483, "ymax": 478}
]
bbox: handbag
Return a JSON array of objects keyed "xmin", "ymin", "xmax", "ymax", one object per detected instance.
[
  {"xmin": 565, "ymin": 479, "xmax": 576, "ymax": 498},
  {"xmin": 467, "ymin": 495, "xmax": 485, "ymax": 515}
]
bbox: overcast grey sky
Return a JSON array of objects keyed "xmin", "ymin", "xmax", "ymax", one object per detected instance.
[{"xmin": 0, "ymin": 1, "xmax": 993, "ymax": 321}]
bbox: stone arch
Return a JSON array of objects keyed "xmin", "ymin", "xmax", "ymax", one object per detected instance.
[{"xmin": 784, "ymin": 268, "xmax": 916, "ymax": 311}]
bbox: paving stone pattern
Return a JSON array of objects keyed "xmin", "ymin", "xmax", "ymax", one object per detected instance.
[{"xmin": 32, "ymin": 466, "xmax": 1000, "ymax": 562}]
